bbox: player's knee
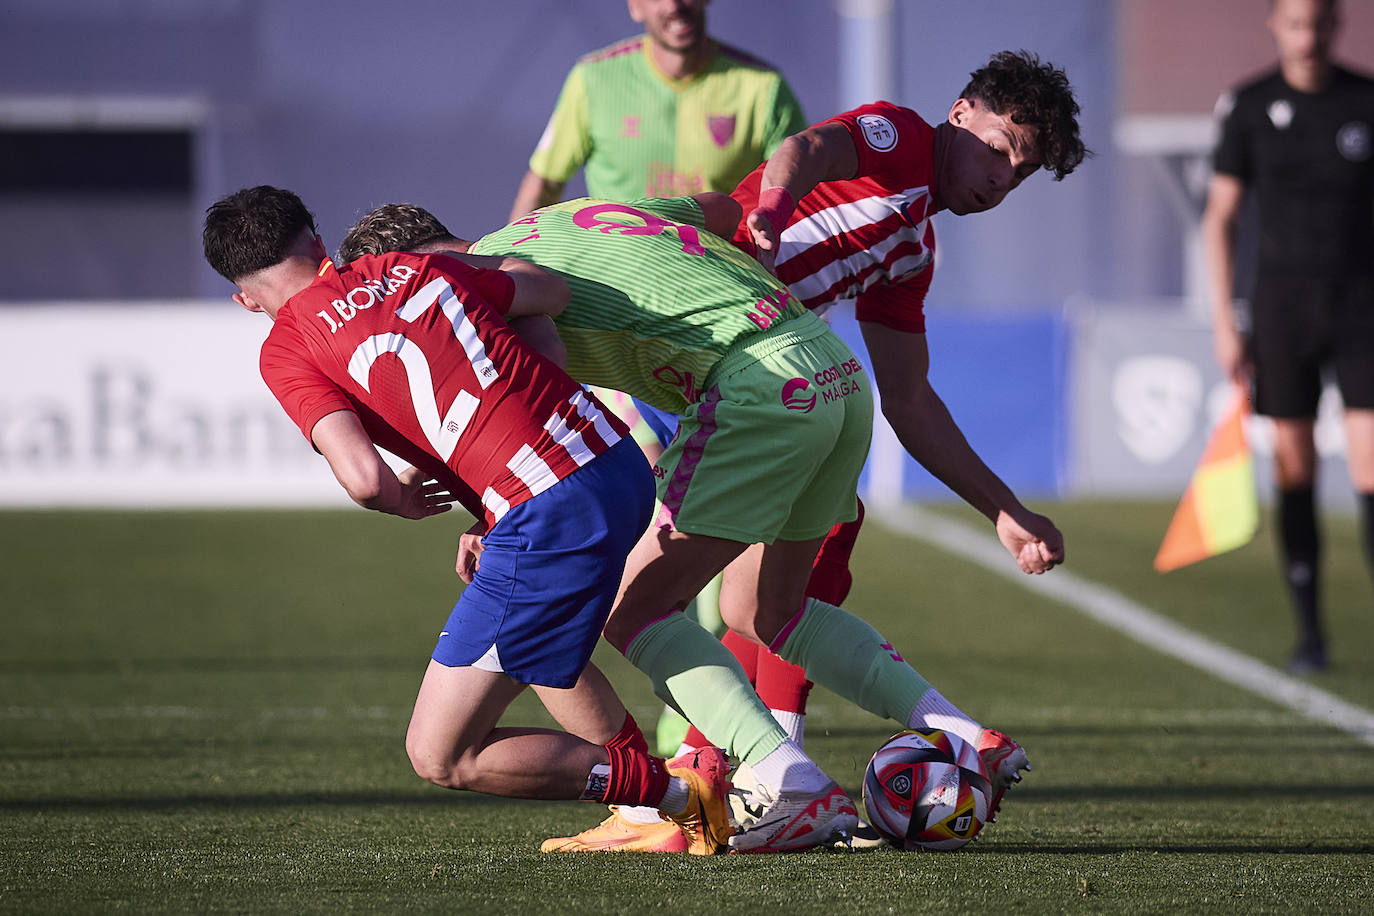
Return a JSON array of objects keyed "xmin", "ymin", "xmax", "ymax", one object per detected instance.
[
  {"xmin": 749, "ymin": 593, "xmax": 811, "ymax": 646},
  {"xmin": 406, "ymin": 741, "xmax": 453, "ymax": 787},
  {"xmin": 406, "ymin": 736, "xmax": 476, "ymax": 790},
  {"xmin": 717, "ymin": 601, "xmax": 756, "ymax": 637}
]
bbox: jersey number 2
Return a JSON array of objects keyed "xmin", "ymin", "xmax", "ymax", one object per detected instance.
[{"xmin": 346, "ymin": 277, "xmax": 499, "ymax": 463}]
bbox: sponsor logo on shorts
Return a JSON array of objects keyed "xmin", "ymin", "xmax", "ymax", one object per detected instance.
[
  {"xmin": 781, "ymin": 377, "xmax": 816, "ymax": 413},
  {"xmin": 813, "ymin": 358, "xmax": 866, "ymax": 404},
  {"xmin": 857, "ymin": 114, "xmax": 898, "ymax": 152},
  {"xmin": 1338, "ymin": 121, "xmax": 1372, "ymax": 162}
]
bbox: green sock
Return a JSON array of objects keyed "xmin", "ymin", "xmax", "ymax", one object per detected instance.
[
  {"xmin": 652, "ymin": 574, "xmax": 726, "ymax": 757},
  {"xmin": 775, "ymin": 598, "xmax": 932, "ymax": 724},
  {"xmin": 693, "ymin": 573, "xmax": 724, "ymax": 636},
  {"xmin": 625, "ymin": 611, "xmax": 787, "ymax": 766}
]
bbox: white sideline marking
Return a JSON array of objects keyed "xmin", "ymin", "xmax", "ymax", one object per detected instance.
[{"xmin": 873, "ymin": 503, "xmax": 1374, "ymax": 749}]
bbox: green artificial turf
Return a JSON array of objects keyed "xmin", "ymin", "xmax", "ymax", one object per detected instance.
[{"xmin": 2, "ymin": 506, "xmax": 1370, "ymax": 913}]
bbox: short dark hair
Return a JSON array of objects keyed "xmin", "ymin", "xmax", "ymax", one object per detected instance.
[
  {"xmin": 960, "ymin": 50, "xmax": 1088, "ymax": 181},
  {"xmin": 202, "ymin": 186, "xmax": 317, "ymax": 282},
  {"xmin": 338, "ymin": 203, "xmax": 454, "ymax": 264}
]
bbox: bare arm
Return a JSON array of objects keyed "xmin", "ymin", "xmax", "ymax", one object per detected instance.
[
  {"xmin": 690, "ymin": 192, "xmax": 744, "ymax": 239},
  {"xmin": 1200, "ymin": 172, "xmax": 1249, "ymax": 383},
  {"xmin": 310, "ymin": 410, "xmax": 453, "ymax": 519},
  {"xmin": 432, "ymin": 250, "xmax": 570, "ymax": 318},
  {"xmin": 510, "ymin": 169, "xmax": 565, "ymax": 221},
  {"xmin": 747, "ymin": 122, "xmax": 859, "ymax": 271},
  {"xmin": 860, "ymin": 321, "xmax": 1064, "ymax": 574},
  {"xmin": 508, "ymin": 314, "xmax": 568, "ymax": 368}
]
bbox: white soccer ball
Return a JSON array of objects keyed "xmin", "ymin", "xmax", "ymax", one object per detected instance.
[{"xmin": 861, "ymin": 728, "xmax": 991, "ymax": 851}]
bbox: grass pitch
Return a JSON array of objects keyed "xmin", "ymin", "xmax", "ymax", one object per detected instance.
[{"xmin": 2, "ymin": 504, "xmax": 1372, "ymax": 913}]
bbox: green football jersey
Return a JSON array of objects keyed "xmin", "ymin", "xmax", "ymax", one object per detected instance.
[
  {"xmin": 471, "ymin": 197, "xmax": 808, "ymax": 413},
  {"xmin": 529, "ymin": 37, "xmax": 806, "ymax": 200}
]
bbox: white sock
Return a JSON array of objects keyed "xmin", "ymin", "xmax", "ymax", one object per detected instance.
[
  {"xmin": 618, "ymin": 804, "xmax": 667, "ymax": 824},
  {"xmin": 657, "ymin": 776, "xmax": 691, "ymax": 816},
  {"xmin": 907, "ymin": 689, "xmax": 982, "ymax": 745},
  {"xmin": 748, "ymin": 738, "xmax": 831, "ymax": 796},
  {"xmin": 771, "ymin": 709, "xmax": 805, "ymax": 746}
]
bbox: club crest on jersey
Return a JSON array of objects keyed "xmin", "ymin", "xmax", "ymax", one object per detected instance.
[
  {"xmin": 781, "ymin": 377, "xmax": 816, "ymax": 413},
  {"xmin": 1337, "ymin": 121, "xmax": 1372, "ymax": 162},
  {"xmin": 707, "ymin": 114, "xmax": 736, "ymax": 147},
  {"xmin": 857, "ymin": 114, "xmax": 898, "ymax": 152},
  {"xmin": 1267, "ymin": 99, "xmax": 1294, "ymax": 130}
]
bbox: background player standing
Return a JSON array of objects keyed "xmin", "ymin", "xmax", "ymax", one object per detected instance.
[
  {"xmin": 1201, "ymin": 0, "xmax": 1374, "ymax": 674},
  {"xmin": 509, "ymin": 0, "xmax": 806, "ymax": 218}
]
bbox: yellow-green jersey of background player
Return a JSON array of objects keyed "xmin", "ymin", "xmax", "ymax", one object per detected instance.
[{"xmin": 527, "ymin": 36, "xmax": 805, "ymax": 203}]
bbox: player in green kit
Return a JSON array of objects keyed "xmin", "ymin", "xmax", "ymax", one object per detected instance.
[
  {"xmin": 510, "ymin": 0, "xmax": 805, "ymax": 217},
  {"xmin": 340, "ymin": 196, "xmax": 1009, "ymax": 853}
]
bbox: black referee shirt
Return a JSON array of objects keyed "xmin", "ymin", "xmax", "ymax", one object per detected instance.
[{"xmin": 1213, "ymin": 65, "xmax": 1374, "ymax": 278}]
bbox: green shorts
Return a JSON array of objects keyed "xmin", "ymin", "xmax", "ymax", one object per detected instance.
[{"xmin": 652, "ymin": 311, "xmax": 874, "ymax": 543}]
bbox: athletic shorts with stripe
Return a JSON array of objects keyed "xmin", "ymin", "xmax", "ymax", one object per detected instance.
[
  {"xmin": 653, "ymin": 310, "xmax": 874, "ymax": 543},
  {"xmin": 431, "ymin": 436, "xmax": 655, "ymax": 687}
]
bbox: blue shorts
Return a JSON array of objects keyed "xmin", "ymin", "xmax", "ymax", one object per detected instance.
[
  {"xmin": 630, "ymin": 396, "xmax": 680, "ymax": 448},
  {"xmin": 431, "ymin": 436, "xmax": 654, "ymax": 687}
]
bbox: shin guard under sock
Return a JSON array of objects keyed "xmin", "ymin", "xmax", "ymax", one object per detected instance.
[
  {"xmin": 605, "ymin": 712, "xmax": 649, "ymax": 755},
  {"xmin": 600, "ymin": 747, "xmax": 670, "ymax": 806},
  {"xmin": 624, "ymin": 611, "xmax": 788, "ymax": 766},
  {"xmin": 773, "ymin": 598, "xmax": 933, "ymax": 727},
  {"xmin": 755, "ymin": 650, "xmax": 812, "ymax": 717},
  {"xmin": 680, "ymin": 629, "xmax": 762, "ymax": 750}
]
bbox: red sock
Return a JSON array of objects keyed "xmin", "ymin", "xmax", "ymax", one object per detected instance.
[
  {"xmin": 721, "ymin": 628, "xmax": 761, "ymax": 682},
  {"xmin": 806, "ymin": 498, "xmax": 863, "ymax": 605},
  {"xmin": 680, "ymin": 726, "xmax": 709, "ymax": 751},
  {"xmin": 755, "ymin": 649, "xmax": 812, "ymax": 714},
  {"xmin": 604, "ymin": 712, "xmax": 648, "ymax": 755},
  {"xmin": 600, "ymin": 747, "xmax": 670, "ymax": 806}
]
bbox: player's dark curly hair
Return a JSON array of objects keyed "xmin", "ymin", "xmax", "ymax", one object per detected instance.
[
  {"xmin": 960, "ymin": 50, "xmax": 1088, "ymax": 181},
  {"xmin": 202, "ymin": 185, "xmax": 317, "ymax": 282},
  {"xmin": 338, "ymin": 203, "xmax": 456, "ymax": 264}
]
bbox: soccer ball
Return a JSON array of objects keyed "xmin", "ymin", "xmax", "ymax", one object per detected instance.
[{"xmin": 862, "ymin": 729, "xmax": 991, "ymax": 851}]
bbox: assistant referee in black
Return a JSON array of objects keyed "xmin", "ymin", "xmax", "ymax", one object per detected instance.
[{"xmin": 1201, "ymin": 0, "xmax": 1374, "ymax": 674}]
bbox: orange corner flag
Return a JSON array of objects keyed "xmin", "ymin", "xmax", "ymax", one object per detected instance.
[{"xmin": 1153, "ymin": 387, "xmax": 1259, "ymax": 573}]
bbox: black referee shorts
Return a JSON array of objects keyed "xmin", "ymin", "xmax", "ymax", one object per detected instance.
[{"xmin": 1248, "ymin": 273, "xmax": 1374, "ymax": 418}]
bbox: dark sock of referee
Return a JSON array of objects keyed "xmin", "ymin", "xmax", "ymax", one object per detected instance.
[
  {"xmin": 1360, "ymin": 492, "xmax": 1374, "ymax": 591},
  {"xmin": 1278, "ymin": 486, "xmax": 1323, "ymax": 667}
]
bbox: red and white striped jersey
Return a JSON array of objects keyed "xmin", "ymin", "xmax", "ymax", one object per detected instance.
[
  {"xmin": 731, "ymin": 101, "xmax": 937, "ymax": 333},
  {"xmin": 260, "ymin": 252, "xmax": 625, "ymax": 527}
]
